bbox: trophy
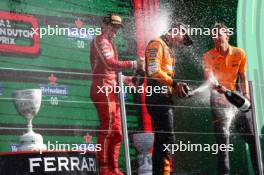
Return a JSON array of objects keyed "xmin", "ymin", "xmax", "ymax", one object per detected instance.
[
  {"xmin": 133, "ymin": 133, "xmax": 154, "ymax": 175},
  {"xmin": 13, "ymin": 89, "xmax": 46, "ymax": 151}
]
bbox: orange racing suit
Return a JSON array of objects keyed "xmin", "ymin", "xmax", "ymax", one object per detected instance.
[{"xmin": 146, "ymin": 36, "xmax": 176, "ymax": 175}]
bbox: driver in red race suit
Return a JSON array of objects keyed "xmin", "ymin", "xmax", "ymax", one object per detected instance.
[{"xmin": 89, "ymin": 14, "xmax": 144, "ymax": 175}]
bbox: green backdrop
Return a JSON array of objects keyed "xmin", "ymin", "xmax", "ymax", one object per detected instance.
[
  {"xmin": 0, "ymin": 0, "xmax": 264, "ymax": 175},
  {"xmin": 0, "ymin": 0, "xmax": 139, "ymax": 173}
]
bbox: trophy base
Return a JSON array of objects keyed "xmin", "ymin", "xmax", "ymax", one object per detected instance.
[
  {"xmin": 18, "ymin": 131, "xmax": 46, "ymax": 151},
  {"xmin": 133, "ymin": 133, "xmax": 154, "ymax": 175},
  {"xmin": 138, "ymin": 154, "xmax": 152, "ymax": 175}
]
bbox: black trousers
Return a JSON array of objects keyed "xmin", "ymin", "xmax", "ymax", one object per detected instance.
[
  {"xmin": 146, "ymin": 88, "xmax": 175, "ymax": 175},
  {"xmin": 211, "ymin": 93, "xmax": 258, "ymax": 175}
]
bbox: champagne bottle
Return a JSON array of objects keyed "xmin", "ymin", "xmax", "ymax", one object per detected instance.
[
  {"xmin": 212, "ymin": 78, "xmax": 251, "ymax": 112},
  {"xmin": 183, "ymin": 85, "xmax": 194, "ymax": 97},
  {"xmin": 224, "ymin": 89, "xmax": 251, "ymax": 112}
]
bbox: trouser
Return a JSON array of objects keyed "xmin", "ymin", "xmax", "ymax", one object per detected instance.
[
  {"xmin": 91, "ymin": 82, "xmax": 122, "ymax": 169},
  {"xmin": 211, "ymin": 92, "xmax": 258, "ymax": 175},
  {"xmin": 146, "ymin": 87, "xmax": 175, "ymax": 175}
]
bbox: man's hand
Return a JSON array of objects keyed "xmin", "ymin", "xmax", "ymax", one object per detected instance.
[
  {"xmin": 207, "ymin": 77, "xmax": 227, "ymax": 94},
  {"xmin": 122, "ymin": 75, "xmax": 134, "ymax": 86},
  {"xmin": 132, "ymin": 69, "xmax": 145, "ymax": 87},
  {"xmin": 215, "ymin": 84, "xmax": 227, "ymax": 94},
  {"xmin": 136, "ymin": 57, "xmax": 145, "ymax": 71},
  {"xmin": 208, "ymin": 76, "xmax": 220, "ymax": 89},
  {"xmin": 243, "ymin": 93, "xmax": 250, "ymax": 100},
  {"xmin": 173, "ymin": 82, "xmax": 189, "ymax": 98}
]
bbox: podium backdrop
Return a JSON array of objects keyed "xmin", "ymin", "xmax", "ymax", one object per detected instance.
[{"xmin": 1, "ymin": 0, "xmax": 264, "ymax": 174}]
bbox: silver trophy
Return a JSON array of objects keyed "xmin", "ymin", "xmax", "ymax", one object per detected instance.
[
  {"xmin": 13, "ymin": 89, "xmax": 46, "ymax": 151},
  {"xmin": 133, "ymin": 133, "xmax": 154, "ymax": 175}
]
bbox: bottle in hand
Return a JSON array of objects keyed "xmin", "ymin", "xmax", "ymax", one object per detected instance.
[{"xmin": 224, "ymin": 90, "xmax": 251, "ymax": 112}]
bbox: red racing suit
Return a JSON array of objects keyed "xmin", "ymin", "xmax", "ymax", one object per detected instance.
[{"xmin": 90, "ymin": 34, "xmax": 135, "ymax": 169}]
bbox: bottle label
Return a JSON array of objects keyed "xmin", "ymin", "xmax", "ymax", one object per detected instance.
[
  {"xmin": 239, "ymin": 99, "xmax": 251, "ymax": 112},
  {"xmin": 226, "ymin": 91, "xmax": 232, "ymax": 96}
]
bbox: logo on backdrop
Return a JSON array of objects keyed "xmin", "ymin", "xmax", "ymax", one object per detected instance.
[
  {"xmin": 39, "ymin": 74, "xmax": 68, "ymax": 97},
  {"xmin": 39, "ymin": 74, "xmax": 68, "ymax": 105},
  {"xmin": 0, "ymin": 152, "xmax": 98, "ymax": 174},
  {"xmin": 67, "ymin": 18, "xmax": 101, "ymax": 41},
  {"xmin": 10, "ymin": 144, "xmax": 18, "ymax": 152},
  {"xmin": 0, "ymin": 11, "xmax": 40, "ymax": 55}
]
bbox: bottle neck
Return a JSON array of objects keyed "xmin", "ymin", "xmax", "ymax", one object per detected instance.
[{"xmin": 224, "ymin": 89, "xmax": 232, "ymax": 95}]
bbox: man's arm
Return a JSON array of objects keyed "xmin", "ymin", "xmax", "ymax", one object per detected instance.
[
  {"xmin": 202, "ymin": 54, "xmax": 214, "ymax": 81},
  {"xmin": 202, "ymin": 53, "xmax": 226, "ymax": 93},
  {"xmin": 239, "ymin": 50, "xmax": 250, "ymax": 99},
  {"xmin": 95, "ymin": 37, "xmax": 136, "ymax": 70},
  {"xmin": 239, "ymin": 72, "xmax": 250, "ymax": 100}
]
